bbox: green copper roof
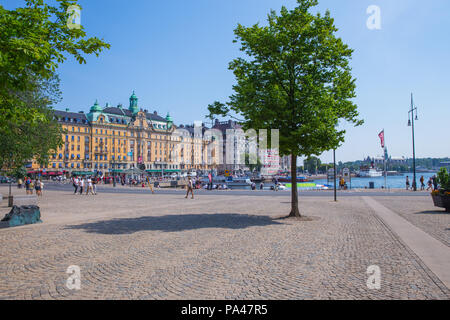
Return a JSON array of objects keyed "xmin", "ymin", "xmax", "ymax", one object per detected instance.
[
  {"xmin": 90, "ymin": 100, "xmax": 102, "ymax": 112},
  {"xmin": 129, "ymin": 90, "xmax": 139, "ymax": 114}
]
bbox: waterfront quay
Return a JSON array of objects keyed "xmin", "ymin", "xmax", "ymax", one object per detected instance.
[{"xmin": 0, "ymin": 185, "xmax": 449, "ymax": 300}]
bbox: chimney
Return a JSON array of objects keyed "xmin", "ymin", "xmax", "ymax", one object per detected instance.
[
  {"xmin": 153, "ymin": 111, "xmax": 157, "ymax": 115},
  {"xmin": 65, "ymin": 108, "xmax": 70, "ymax": 112}
]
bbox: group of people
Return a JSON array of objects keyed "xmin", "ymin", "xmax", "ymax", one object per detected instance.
[
  {"xmin": 18, "ymin": 177, "xmax": 44, "ymax": 196},
  {"xmin": 406, "ymin": 175, "xmax": 438, "ymax": 191},
  {"xmin": 250, "ymin": 182, "xmax": 265, "ymax": 190},
  {"xmin": 72, "ymin": 176, "xmax": 98, "ymax": 195}
]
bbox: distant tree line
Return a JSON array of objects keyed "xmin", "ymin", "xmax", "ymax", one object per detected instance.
[{"xmin": 298, "ymin": 157, "xmax": 449, "ymax": 174}]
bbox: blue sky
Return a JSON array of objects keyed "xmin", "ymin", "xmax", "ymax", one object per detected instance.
[{"xmin": 6, "ymin": 0, "xmax": 450, "ymax": 162}]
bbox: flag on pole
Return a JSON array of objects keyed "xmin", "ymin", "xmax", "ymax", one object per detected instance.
[{"xmin": 378, "ymin": 130, "xmax": 385, "ymax": 148}]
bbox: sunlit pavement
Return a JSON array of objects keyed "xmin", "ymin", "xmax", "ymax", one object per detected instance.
[{"xmin": 0, "ymin": 186, "xmax": 448, "ymax": 300}]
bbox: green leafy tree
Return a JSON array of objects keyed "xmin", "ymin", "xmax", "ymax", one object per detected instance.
[
  {"xmin": 304, "ymin": 156, "xmax": 321, "ymax": 174},
  {"xmin": 0, "ymin": 74, "xmax": 65, "ymax": 174},
  {"xmin": 244, "ymin": 153, "xmax": 262, "ymax": 172},
  {"xmin": 0, "ymin": 0, "xmax": 109, "ymax": 134},
  {"xmin": 208, "ymin": 0, "xmax": 363, "ymax": 217},
  {"xmin": 437, "ymin": 168, "xmax": 450, "ymax": 191},
  {"xmin": 0, "ymin": 0, "xmax": 109, "ymax": 174}
]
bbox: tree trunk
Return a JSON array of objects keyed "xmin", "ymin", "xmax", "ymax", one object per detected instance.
[{"xmin": 289, "ymin": 154, "xmax": 301, "ymax": 217}]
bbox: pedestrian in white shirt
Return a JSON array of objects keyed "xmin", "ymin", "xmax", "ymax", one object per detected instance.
[
  {"xmin": 86, "ymin": 177, "xmax": 93, "ymax": 195},
  {"xmin": 79, "ymin": 177, "xmax": 84, "ymax": 194},
  {"xmin": 73, "ymin": 177, "xmax": 79, "ymax": 194}
]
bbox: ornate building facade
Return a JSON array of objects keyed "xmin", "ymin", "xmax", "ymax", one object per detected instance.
[{"xmin": 29, "ymin": 92, "xmax": 213, "ymax": 176}]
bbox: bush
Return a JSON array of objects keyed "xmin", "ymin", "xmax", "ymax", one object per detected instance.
[{"xmin": 437, "ymin": 168, "xmax": 450, "ymax": 192}]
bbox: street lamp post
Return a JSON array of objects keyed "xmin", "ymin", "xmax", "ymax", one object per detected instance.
[
  {"xmin": 408, "ymin": 93, "xmax": 419, "ymax": 191},
  {"xmin": 333, "ymin": 148, "xmax": 337, "ymax": 202},
  {"xmin": 112, "ymin": 158, "xmax": 116, "ymax": 187}
]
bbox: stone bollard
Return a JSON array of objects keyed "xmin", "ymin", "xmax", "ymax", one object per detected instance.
[{"xmin": 8, "ymin": 195, "xmax": 14, "ymax": 207}]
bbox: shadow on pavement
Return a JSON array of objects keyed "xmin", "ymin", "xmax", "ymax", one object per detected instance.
[
  {"xmin": 64, "ymin": 213, "xmax": 283, "ymax": 235},
  {"xmin": 415, "ymin": 210, "xmax": 450, "ymax": 215}
]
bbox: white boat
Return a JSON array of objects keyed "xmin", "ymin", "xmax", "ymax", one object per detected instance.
[
  {"xmin": 213, "ymin": 176, "xmax": 252, "ymax": 187},
  {"xmin": 357, "ymin": 168, "xmax": 383, "ymax": 178}
]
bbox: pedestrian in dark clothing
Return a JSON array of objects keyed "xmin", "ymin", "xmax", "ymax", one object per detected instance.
[{"xmin": 432, "ymin": 175, "xmax": 438, "ymax": 191}]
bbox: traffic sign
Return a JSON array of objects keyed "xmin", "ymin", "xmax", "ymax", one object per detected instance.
[
  {"xmin": 224, "ymin": 170, "xmax": 230, "ymax": 177},
  {"xmin": 343, "ymin": 168, "xmax": 351, "ymax": 183}
]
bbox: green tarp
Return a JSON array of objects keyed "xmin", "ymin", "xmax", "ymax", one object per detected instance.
[{"xmin": 72, "ymin": 171, "xmax": 95, "ymax": 176}]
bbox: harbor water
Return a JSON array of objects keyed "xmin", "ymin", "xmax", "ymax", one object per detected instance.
[
  {"xmin": 312, "ymin": 172, "xmax": 437, "ymax": 189},
  {"xmin": 228, "ymin": 172, "xmax": 437, "ymax": 190}
]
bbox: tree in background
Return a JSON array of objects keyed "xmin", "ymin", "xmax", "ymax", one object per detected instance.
[
  {"xmin": 208, "ymin": 0, "xmax": 363, "ymax": 217},
  {"xmin": 0, "ymin": 75, "xmax": 65, "ymax": 173},
  {"xmin": 244, "ymin": 153, "xmax": 262, "ymax": 173},
  {"xmin": 0, "ymin": 0, "xmax": 110, "ymax": 172},
  {"xmin": 304, "ymin": 156, "xmax": 321, "ymax": 174}
]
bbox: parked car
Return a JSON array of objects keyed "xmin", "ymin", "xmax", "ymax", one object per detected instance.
[{"xmin": 0, "ymin": 176, "xmax": 12, "ymax": 184}]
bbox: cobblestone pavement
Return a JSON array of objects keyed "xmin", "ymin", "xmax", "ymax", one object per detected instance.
[
  {"xmin": 0, "ymin": 188, "xmax": 449, "ymax": 300},
  {"xmin": 375, "ymin": 196, "xmax": 450, "ymax": 247}
]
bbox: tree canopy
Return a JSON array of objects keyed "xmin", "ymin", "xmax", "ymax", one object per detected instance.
[
  {"xmin": 208, "ymin": 0, "xmax": 363, "ymax": 216},
  {"xmin": 0, "ymin": 0, "xmax": 109, "ymax": 130},
  {"xmin": 0, "ymin": 0, "xmax": 110, "ymax": 173}
]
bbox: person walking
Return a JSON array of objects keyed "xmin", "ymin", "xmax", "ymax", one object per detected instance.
[
  {"xmin": 17, "ymin": 178, "xmax": 23, "ymax": 189},
  {"xmin": 39, "ymin": 179, "xmax": 44, "ymax": 196},
  {"xmin": 432, "ymin": 175, "xmax": 438, "ymax": 191},
  {"xmin": 34, "ymin": 179, "xmax": 41, "ymax": 196},
  {"xmin": 28, "ymin": 179, "xmax": 33, "ymax": 194},
  {"xmin": 185, "ymin": 176, "xmax": 194, "ymax": 199},
  {"xmin": 25, "ymin": 177, "xmax": 31, "ymax": 195},
  {"xmin": 420, "ymin": 176, "xmax": 425, "ymax": 190},
  {"xmin": 86, "ymin": 177, "xmax": 93, "ymax": 195},
  {"xmin": 260, "ymin": 182, "xmax": 264, "ymax": 190},
  {"xmin": 406, "ymin": 176, "xmax": 410, "ymax": 190},
  {"xmin": 427, "ymin": 178, "xmax": 433, "ymax": 191},
  {"xmin": 147, "ymin": 176, "xmax": 154, "ymax": 194},
  {"xmin": 79, "ymin": 177, "xmax": 84, "ymax": 195},
  {"xmin": 73, "ymin": 176, "xmax": 79, "ymax": 194},
  {"xmin": 92, "ymin": 177, "xmax": 98, "ymax": 195}
]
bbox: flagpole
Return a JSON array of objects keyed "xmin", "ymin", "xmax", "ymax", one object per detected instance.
[{"xmin": 384, "ymin": 129, "xmax": 387, "ymax": 190}]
